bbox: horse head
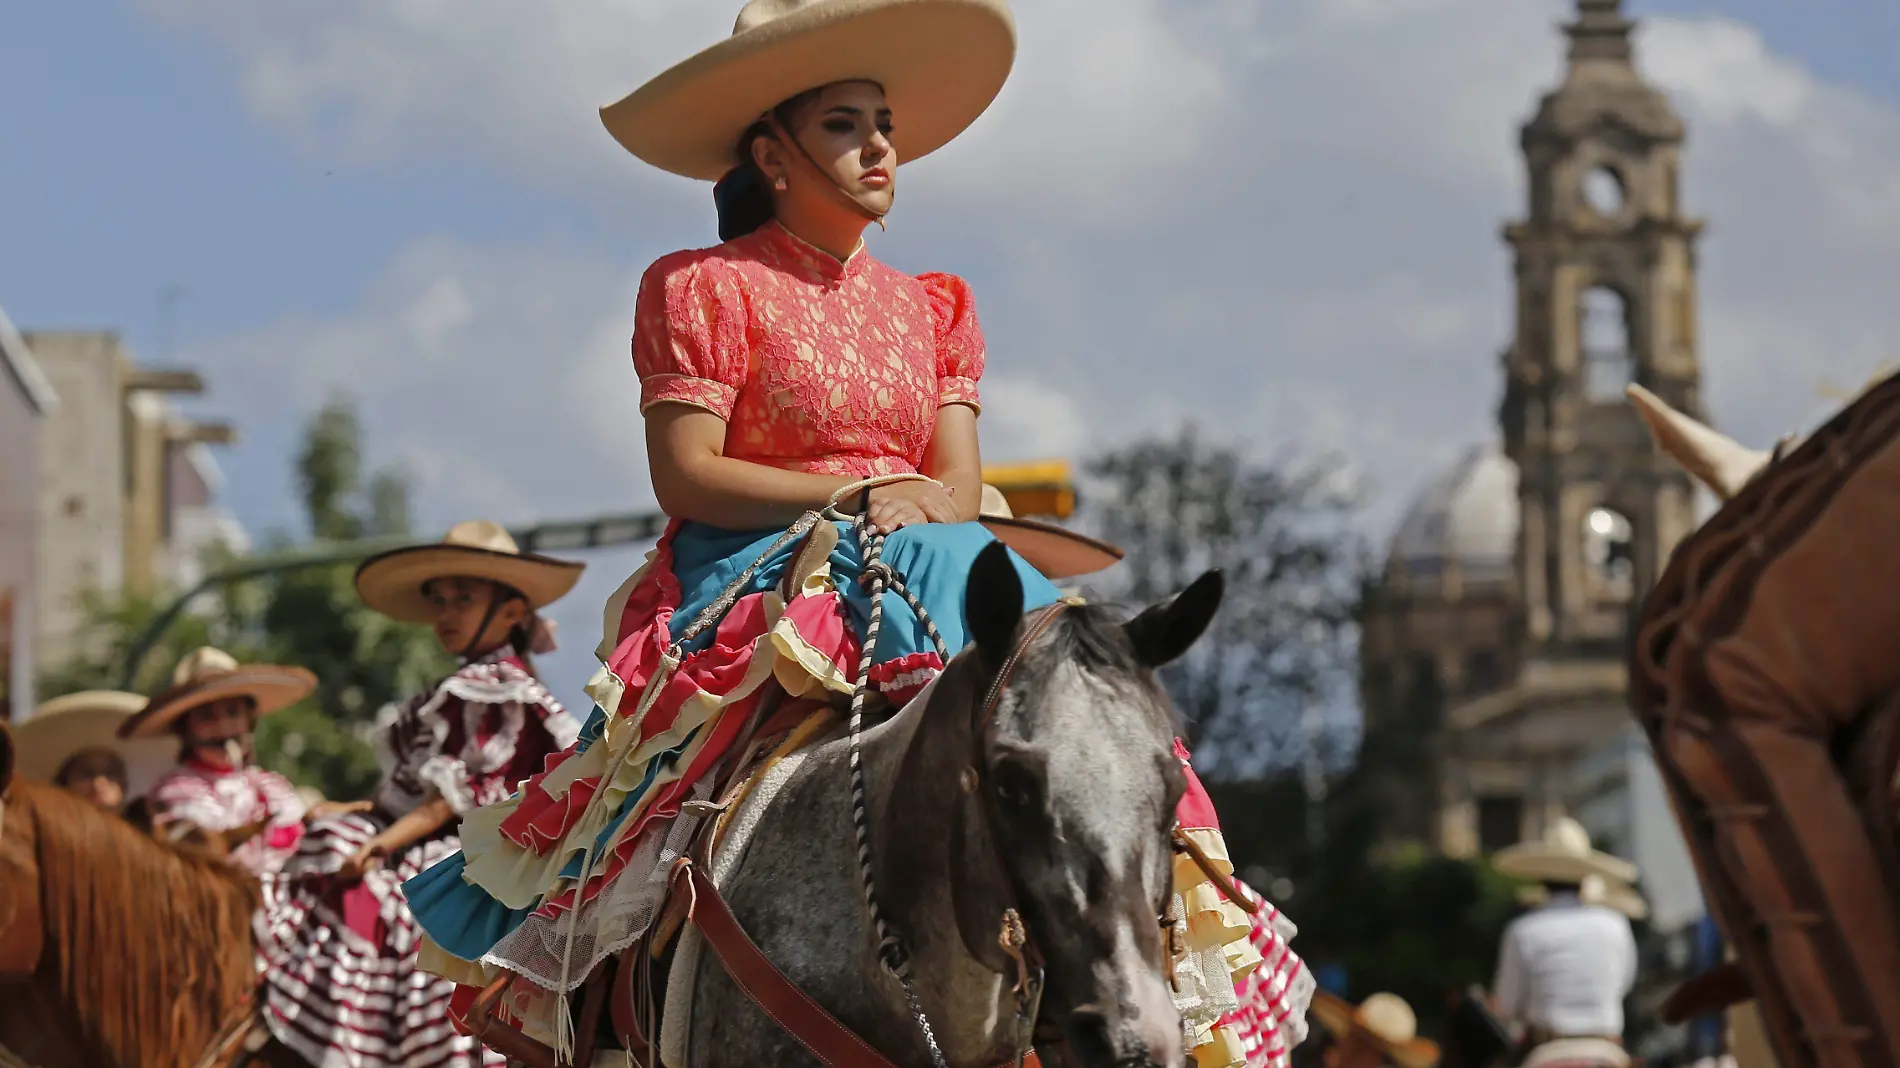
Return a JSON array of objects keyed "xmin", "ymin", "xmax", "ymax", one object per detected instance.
[{"xmin": 952, "ymin": 542, "xmax": 1221, "ymax": 1068}]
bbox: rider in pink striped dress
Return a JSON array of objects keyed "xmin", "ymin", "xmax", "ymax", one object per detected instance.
[{"xmin": 124, "ymin": 646, "xmax": 319, "ymax": 883}]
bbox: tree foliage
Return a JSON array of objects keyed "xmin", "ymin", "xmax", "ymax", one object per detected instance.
[
  {"xmin": 1083, "ymin": 427, "xmax": 1366, "ymax": 779},
  {"xmin": 42, "ymin": 393, "xmax": 452, "ymax": 800}
]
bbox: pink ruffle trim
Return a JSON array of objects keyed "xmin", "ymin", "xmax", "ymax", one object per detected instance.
[{"xmin": 486, "ymin": 522, "xmax": 949, "ymax": 919}]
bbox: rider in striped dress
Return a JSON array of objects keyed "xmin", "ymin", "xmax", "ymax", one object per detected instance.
[{"xmin": 255, "ymin": 521, "xmax": 584, "ymax": 1068}]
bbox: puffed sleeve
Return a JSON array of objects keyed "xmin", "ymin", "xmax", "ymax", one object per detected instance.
[
  {"xmin": 633, "ymin": 252, "xmax": 751, "ymax": 420},
  {"xmin": 918, "ymin": 272, "xmax": 984, "ymax": 412}
]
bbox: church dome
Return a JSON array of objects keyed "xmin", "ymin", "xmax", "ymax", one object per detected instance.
[{"xmin": 1388, "ymin": 443, "xmax": 1519, "ymax": 584}]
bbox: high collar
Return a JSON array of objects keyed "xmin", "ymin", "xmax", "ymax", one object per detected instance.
[
  {"xmin": 183, "ymin": 754, "xmax": 251, "ymax": 778},
  {"xmin": 755, "ymin": 220, "xmax": 871, "ymax": 285},
  {"xmin": 461, "ymin": 646, "xmax": 516, "ymax": 670}
]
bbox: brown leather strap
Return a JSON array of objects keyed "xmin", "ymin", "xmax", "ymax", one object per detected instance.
[
  {"xmin": 453, "ymin": 969, "xmax": 606, "ymax": 1068},
  {"xmin": 1172, "ymin": 828, "xmax": 1261, "ymax": 916},
  {"xmin": 683, "ymin": 862, "xmax": 905, "ymax": 1067}
]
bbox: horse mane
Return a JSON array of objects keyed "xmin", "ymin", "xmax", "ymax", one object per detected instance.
[
  {"xmin": 1020, "ymin": 603, "xmax": 1184, "ymax": 733},
  {"xmin": 18, "ymin": 779, "xmax": 259, "ymax": 1068}
]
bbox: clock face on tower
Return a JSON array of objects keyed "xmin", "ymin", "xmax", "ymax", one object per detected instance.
[{"xmin": 1582, "ymin": 165, "xmax": 1625, "ymax": 216}]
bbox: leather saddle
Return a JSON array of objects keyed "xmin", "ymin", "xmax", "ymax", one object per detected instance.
[
  {"xmin": 459, "ymin": 523, "xmax": 848, "ymax": 1067},
  {"xmin": 1628, "ymin": 374, "xmax": 1900, "ymax": 1068}
]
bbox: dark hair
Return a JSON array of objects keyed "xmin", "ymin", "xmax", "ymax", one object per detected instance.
[
  {"xmin": 55, "ymin": 747, "xmax": 127, "ymax": 788},
  {"xmin": 714, "ymin": 88, "xmax": 826, "ymax": 241},
  {"xmin": 485, "ymin": 581, "xmax": 544, "ymax": 680}
]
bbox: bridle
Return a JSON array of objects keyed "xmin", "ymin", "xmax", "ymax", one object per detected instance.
[{"xmin": 962, "ymin": 601, "xmax": 1071, "ymax": 1066}]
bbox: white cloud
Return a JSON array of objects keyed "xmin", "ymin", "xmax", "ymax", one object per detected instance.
[
  {"xmin": 184, "ymin": 236, "xmax": 654, "ymax": 528},
  {"xmin": 156, "ymin": 0, "xmax": 1900, "ymax": 564}
]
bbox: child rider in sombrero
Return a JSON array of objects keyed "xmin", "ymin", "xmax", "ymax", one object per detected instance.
[
  {"xmin": 254, "ymin": 520, "xmax": 584, "ymax": 1068},
  {"xmin": 402, "ymin": 1, "xmax": 1312, "ymax": 1063}
]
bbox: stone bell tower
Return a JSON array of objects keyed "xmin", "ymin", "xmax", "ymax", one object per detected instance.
[{"xmin": 1498, "ymin": 0, "xmax": 1704, "ymax": 661}]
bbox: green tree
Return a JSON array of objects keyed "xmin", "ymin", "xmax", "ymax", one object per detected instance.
[
  {"xmin": 43, "ymin": 393, "xmax": 453, "ymax": 800},
  {"xmin": 1083, "ymin": 427, "xmax": 1366, "ymax": 779}
]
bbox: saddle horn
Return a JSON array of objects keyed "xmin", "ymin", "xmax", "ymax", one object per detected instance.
[{"xmin": 1625, "ymin": 384, "xmax": 1774, "ymax": 501}]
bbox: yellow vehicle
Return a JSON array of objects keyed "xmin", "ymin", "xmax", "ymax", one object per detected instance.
[{"xmin": 980, "ymin": 461, "xmax": 1076, "ymax": 519}]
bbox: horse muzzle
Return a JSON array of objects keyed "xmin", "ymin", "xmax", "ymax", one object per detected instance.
[{"xmin": 1057, "ymin": 986, "xmax": 1184, "ymax": 1068}]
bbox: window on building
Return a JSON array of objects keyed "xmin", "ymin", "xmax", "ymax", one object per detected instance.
[
  {"xmin": 1478, "ymin": 795, "xmax": 1524, "ymax": 855},
  {"xmin": 1463, "ymin": 649, "xmax": 1503, "ymax": 694},
  {"xmin": 1581, "ymin": 286, "xmax": 1632, "ymax": 402},
  {"xmin": 1582, "ymin": 165, "xmax": 1625, "ymax": 216},
  {"xmin": 1583, "ymin": 506, "xmax": 1635, "ymax": 599}
]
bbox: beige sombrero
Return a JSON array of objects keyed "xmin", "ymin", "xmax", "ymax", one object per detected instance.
[
  {"xmin": 978, "ymin": 483, "xmax": 1123, "ymax": 580},
  {"xmin": 1494, "ymin": 816, "xmax": 1640, "ymax": 886},
  {"xmin": 602, "ymin": 0, "xmax": 1017, "ymax": 181},
  {"xmin": 18, "ymin": 691, "xmax": 174, "ymax": 797},
  {"xmin": 1517, "ymin": 872, "xmax": 1649, "ymax": 921},
  {"xmin": 1312, "ymin": 991, "xmax": 1441, "ymax": 1068},
  {"xmin": 119, "ymin": 647, "xmax": 317, "ymax": 739},
  {"xmin": 354, "ymin": 519, "xmax": 585, "ymax": 624}
]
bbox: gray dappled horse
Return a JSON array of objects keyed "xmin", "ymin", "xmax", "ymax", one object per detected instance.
[{"xmin": 673, "ymin": 541, "xmax": 1220, "ymax": 1068}]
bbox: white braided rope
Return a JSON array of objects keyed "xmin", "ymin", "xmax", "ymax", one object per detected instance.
[{"xmin": 841, "ymin": 518, "xmax": 955, "ymax": 1068}]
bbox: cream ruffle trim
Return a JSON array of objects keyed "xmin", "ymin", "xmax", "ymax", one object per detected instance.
[{"xmin": 1174, "ymin": 827, "xmax": 1261, "ymax": 1068}]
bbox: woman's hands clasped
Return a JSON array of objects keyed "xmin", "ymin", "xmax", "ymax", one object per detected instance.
[{"xmin": 865, "ymin": 481, "xmax": 958, "ymax": 534}]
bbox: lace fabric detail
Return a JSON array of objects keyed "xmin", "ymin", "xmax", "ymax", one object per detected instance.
[{"xmin": 633, "ymin": 221, "xmax": 985, "ymax": 480}]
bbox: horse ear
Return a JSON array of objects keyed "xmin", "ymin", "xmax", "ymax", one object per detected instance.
[
  {"xmin": 1124, "ymin": 570, "xmax": 1224, "ymax": 668},
  {"xmin": 965, "ymin": 541, "xmax": 1025, "ymax": 668}
]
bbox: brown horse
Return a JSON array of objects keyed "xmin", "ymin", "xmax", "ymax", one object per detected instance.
[{"xmin": 0, "ymin": 720, "xmax": 262, "ymax": 1068}]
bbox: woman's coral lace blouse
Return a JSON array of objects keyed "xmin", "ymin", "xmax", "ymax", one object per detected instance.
[{"xmin": 633, "ymin": 220, "xmax": 984, "ymax": 480}]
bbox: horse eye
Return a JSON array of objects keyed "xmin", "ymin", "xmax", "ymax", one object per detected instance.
[{"xmin": 991, "ymin": 759, "xmax": 1042, "ymax": 811}]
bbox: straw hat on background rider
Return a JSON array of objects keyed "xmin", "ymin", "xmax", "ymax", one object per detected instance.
[
  {"xmin": 120, "ymin": 646, "xmax": 315, "ymax": 760},
  {"xmin": 16, "ymin": 690, "xmax": 172, "ymax": 811},
  {"xmin": 354, "ymin": 518, "xmax": 583, "ymax": 665},
  {"xmin": 1311, "ymin": 991, "xmax": 1441, "ymax": 1068},
  {"xmin": 1493, "ymin": 816, "xmax": 1637, "ymax": 891},
  {"xmin": 1517, "ymin": 874, "xmax": 1648, "ymax": 922}
]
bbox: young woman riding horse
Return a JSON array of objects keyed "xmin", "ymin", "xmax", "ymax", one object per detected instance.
[
  {"xmin": 403, "ymin": 0, "xmax": 1312, "ymax": 1062},
  {"xmin": 256, "ymin": 520, "xmax": 584, "ymax": 1068}
]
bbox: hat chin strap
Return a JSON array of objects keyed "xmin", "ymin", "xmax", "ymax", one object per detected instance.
[{"xmin": 771, "ymin": 118, "xmax": 889, "ymax": 231}]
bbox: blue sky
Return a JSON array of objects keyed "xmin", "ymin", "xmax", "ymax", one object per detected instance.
[{"xmin": 8, "ymin": 0, "xmax": 1900, "ymax": 710}]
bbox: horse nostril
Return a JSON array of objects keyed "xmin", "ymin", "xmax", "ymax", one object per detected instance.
[
  {"xmin": 1066, "ymin": 1005, "xmax": 1175, "ymax": 1067},
  {"xmin": 1065, "ymin": 1005, "xmax": 1116, "ymax": 1063}
]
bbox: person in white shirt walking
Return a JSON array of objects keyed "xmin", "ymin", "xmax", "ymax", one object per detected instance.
[{"xmin": 1490, "ymin": 818, "xmax": 1643, "ymax": 1068}]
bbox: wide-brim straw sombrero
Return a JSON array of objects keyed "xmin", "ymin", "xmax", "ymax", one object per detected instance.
[
  {"xmin": 1493, "ymin": 816, "xmax": 1639, "ymax": 886},
  {"xmin": 18, "ymin": 691, "xmax": 175, "ymax": 798},
  {"xmin": 1517, "ymin": 873, "xmax": 1649, "ymax": 921},
  {"xmin": 119, "ymin": 647, "xmax": 317, "ymax": 739},
  {"xmin": 978, "ymin": 483, "xmax": 1122, "ymax": 580},
  {"xmin": 1312, "ymin": 991, "xmax": 1441, "ymax": 1068},
  {"xmin": 602, "ymin": 0, "xmax": 1017, "ymax": 181},
  {"xmin": 354, "ymin": 519, "xmax": 585, "ymax": 624}
]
